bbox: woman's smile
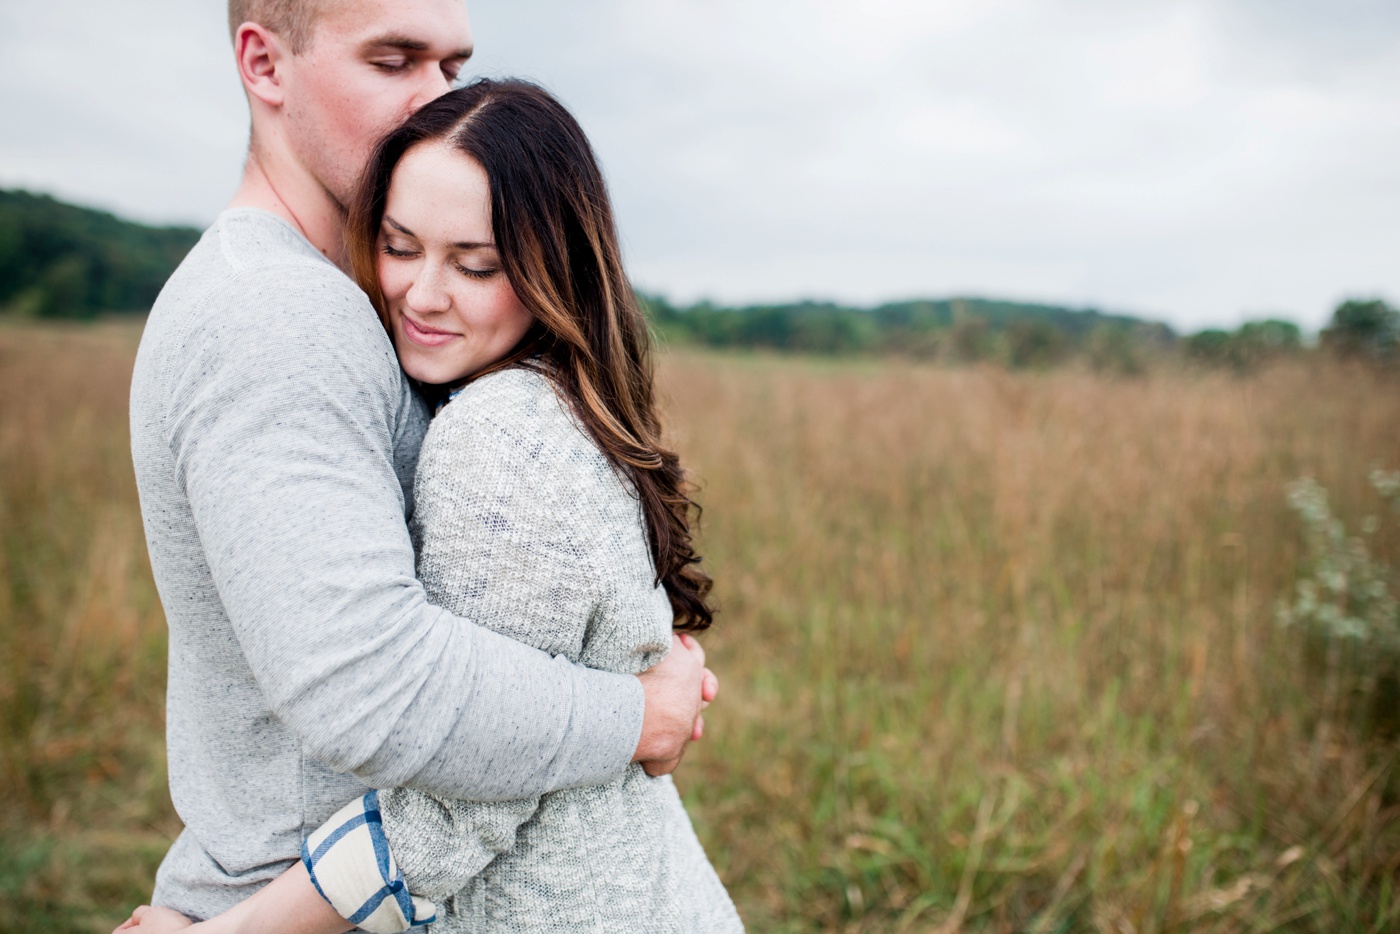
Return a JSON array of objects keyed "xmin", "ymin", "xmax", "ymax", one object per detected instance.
[
  {"xmin": 399, "ymin": 311, "xmax": 460, "ymax": 348},
  {"xmin": 377, "ymin": 141, "xmax": 534, "ymax": 386}
]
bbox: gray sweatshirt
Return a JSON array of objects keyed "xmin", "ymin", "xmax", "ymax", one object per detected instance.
[{"xmin": 129, "ymin": 208, "xmax": 644, "ymax": 920}]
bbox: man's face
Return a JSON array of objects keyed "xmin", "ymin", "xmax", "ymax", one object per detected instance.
[{"xmin": 279, "ymin": 0, "xmax": 473, "ymax": 210}]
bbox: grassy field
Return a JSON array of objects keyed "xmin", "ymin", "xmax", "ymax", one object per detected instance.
[{"xmin": 2, "ymin": 319, "xmax": 1398, "ymax": 932}]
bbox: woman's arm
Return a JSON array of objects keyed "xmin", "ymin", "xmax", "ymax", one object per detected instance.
[
  {"xmin": 114, "ymin": 862, "xmax": 347, "ymax": 934},
  {"xmin": 115, "ymin": 784, "xmax": 535, "ymax": 934}
]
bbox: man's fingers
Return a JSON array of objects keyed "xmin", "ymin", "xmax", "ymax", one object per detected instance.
[
  {"xmin": 701, "ymin": 668, "xmax": 719, "ymax": 704},
  {"xmin": 678, "ymin": 632, "xmax": 706, "ymax": 668},
  {"xmin": 641, "ymin": 751, "xmax": 683, "ymax": 777},
  {"xmin": 692, "ymin": 714, "xmax": 705, "ymax": 742}
]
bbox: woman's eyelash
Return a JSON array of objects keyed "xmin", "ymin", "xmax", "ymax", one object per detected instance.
[{"xmin": 379, "ymin": 244, "xmax": 495, "ymax": 279}]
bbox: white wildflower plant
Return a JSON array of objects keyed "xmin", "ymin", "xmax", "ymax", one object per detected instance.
[{"xmin": 1276, "ymin": 471, "xmax": 1400, "ymax": 667}]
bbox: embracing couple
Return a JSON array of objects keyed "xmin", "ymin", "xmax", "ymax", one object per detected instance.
[{"xmin": 119, "ymin": 1, "xmax": 742, "ymax": 932}]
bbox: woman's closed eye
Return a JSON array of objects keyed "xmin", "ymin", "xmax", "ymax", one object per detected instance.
[
  {"xmin": 455, "ymin": 263, "xmax": 498, "ymax": 280},
  {"xmin": 381, "ymin": 243, "xmax": 418, "ymax": 258}
]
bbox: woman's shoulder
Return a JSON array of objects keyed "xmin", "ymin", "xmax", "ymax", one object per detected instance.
[
  {"xmin": 432, "ymin": 367, "xmax": 571, "ymax": 437},
  {"xmin": 447, "ymin": 365, "xmax": 553, "ymax": 409},
  {"xmin": 422, "ymin": 367, "xmax": 601, "ymax": 471}
]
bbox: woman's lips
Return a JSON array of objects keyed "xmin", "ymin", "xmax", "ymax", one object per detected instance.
[{"xmin": 401, "ymin": 312, "xmax": 458, "ymax": 348}]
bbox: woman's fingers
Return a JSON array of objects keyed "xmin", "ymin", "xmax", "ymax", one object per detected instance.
[
  {"xmin": 114, "ymin": 904, "xmax": 195, "ymax": 933},
  {"xmin": 113, "ymin": 905, "xmax": 148, "ymax": 932}
]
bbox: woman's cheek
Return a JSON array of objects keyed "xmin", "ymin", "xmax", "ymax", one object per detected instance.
[{"xmin": 377, "ymin": 261, "xmax": 405, "ymax": 304}]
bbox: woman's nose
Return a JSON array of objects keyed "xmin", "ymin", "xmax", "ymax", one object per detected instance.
[{"xmin": 405, "ymin": 265, "xmax": 451, "ymax": 314}]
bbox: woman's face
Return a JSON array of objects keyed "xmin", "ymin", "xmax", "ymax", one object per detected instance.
[{"xmin": 377, "ymin": 142, "xmax": 533, "ymax": 386}]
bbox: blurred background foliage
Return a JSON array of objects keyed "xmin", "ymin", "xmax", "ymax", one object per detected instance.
[
  {"xmin": 3, "ymin": 188, "xmax": 1397, "ymax": 375},
  {"xmin": 0, "ymin": 190, "xmax": 200, "ymax": 321}
]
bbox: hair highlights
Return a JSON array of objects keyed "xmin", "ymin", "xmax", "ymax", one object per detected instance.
[{"xmin": 348, "ymin": 79, "xmax": 714, "ymax": 631}]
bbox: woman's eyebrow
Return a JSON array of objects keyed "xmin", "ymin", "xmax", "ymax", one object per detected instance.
[{"xmin": 384, "ymin": 217, "xmax": 493, "ymax": 251}]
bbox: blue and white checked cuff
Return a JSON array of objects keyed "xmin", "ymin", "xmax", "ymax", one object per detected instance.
[{"xmin": 302, "ymin": 791, "xmax": 437, "ymax": 934}]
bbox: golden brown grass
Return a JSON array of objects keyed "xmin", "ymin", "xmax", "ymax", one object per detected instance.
[
  {"xmin": 2, "ymin": 321, "xmax": 1398, "ymax": 932},
  {"xmin": 0, "ymin": 321, "xmax": 177, "ymax": 931}
]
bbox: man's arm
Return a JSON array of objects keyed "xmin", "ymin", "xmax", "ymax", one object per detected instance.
[{"xmin": 163, "ymin": 264, "xmax": 697, "ymax": 796}]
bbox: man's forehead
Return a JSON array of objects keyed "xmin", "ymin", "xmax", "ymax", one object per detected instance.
[{"xmin": 315, "ymin": 0, "xmax": 472, "ymax": 52}]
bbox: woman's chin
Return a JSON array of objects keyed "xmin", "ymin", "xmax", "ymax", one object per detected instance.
[{"xmin": 401, "ymin": 360, "xmax": 454, "ymax": 386}]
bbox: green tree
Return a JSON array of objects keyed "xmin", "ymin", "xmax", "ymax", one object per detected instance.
[
  {"xmin": 1184, "ymin": 329, "xmax": 1233, "ymax": 367},
  {"xmin": 1321, "ymin": 299, "xmax": 1398, "ymax": 364},
  {"xmin": 1184, "ymin": 318, "xmax": 1303, "ymax": 372},
  {"xmin": 945, "ymin": 316, "xmax": 995, "ymax": 363},
  {"xmin": 1085, "ymin": 324, "xmax": 1143, "ymax": 376},
  {"xmin": 0, "ymin": 189, "xmax": 200, "ymax": 318},
  {"xmin": 1005, "ymin": 318, "xmax": 1069, "ymax": 369}
]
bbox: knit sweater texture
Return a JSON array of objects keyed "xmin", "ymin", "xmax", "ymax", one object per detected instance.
[
  {"xmin": 376, "ymin": 367, "xmax": 743, "ymax": 933},
  {"xmin": 128, "ymin": 208, "xmax": 644, "ymax": 920}
]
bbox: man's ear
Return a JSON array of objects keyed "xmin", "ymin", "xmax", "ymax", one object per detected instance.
[{"xmin": 234, "ymin": 22, "xmax": 290, "ymax": 108}]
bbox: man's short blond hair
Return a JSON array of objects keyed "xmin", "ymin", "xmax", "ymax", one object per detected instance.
[{"xmin": 228, "ymin": 0, "xmax": 327, "ymax": 53}]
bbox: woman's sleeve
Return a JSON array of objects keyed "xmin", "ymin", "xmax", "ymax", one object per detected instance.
[
  {"xmin": 301, "ymin": 791, "xmax": 437, "ymax": 933},
  {"xmin": 302, "ymin": 373, "xmax": 606, "ymax": 928},
  {"xmin": 301, "ymin": 789, "xmax": 540, "ymax": 931}
]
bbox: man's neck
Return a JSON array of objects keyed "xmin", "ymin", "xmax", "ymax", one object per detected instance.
[{"xmin": 228, "ymin": 147, "xmax": 349, "ymax": 270}]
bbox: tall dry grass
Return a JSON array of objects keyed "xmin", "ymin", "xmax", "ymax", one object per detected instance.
[
  {"xmin": 1, "ymin": 322, "xmax": 177, "ymax": 930},
  {"xmin": 659, "ymin": 352, "xmax": 1400, "ymax": 932},
  {"xmin": 1, "ymin": 321, "xmax": 1397, "ymax": 931}
]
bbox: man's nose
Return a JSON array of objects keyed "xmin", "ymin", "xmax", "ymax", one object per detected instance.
[{"xmin": 408, "ymin": 68, "xmax": 454, "ymax": 112}]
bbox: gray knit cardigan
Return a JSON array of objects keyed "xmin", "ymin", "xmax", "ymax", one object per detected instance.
[{"xmin": 375, "ymin": 368, "xmax": 743, "ymax": 933}]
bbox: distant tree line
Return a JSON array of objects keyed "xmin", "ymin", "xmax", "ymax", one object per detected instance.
[
  {"xmin": 3, "ymin": 187, "xmax": 1395, "ymax": 373},
  {"xmin": 638, "ymin": 292, "xmax": 1180, "ymax": 373},
  {"xmin": 642, "ymin": 292, "xmax": 1398, "ymax": 373},
  {"xmin": 1182, "ymin": 319, "xmax": 1304, "ymax": 371},
  {"xmin": 1180, "ymin": 301, "xmax": 1398, "ymax": 372},
  {"xmin": 0, "ymin": 189, "xmax": 200, "ymax": 319}
]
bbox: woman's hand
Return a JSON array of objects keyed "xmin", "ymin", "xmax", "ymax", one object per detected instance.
[{"xmin": 113, "ymin": 905, "xmax": 195, "ymax": 933}]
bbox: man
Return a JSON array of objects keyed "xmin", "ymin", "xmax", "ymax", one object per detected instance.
[{"xmin": 129, "ymin": 0, "xmax": 714, "ymax": 920}]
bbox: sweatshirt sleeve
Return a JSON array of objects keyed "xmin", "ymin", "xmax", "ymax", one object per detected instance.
[{"xmin": 162, "ymin": 262, "xmax": 644, "ymax": 799}]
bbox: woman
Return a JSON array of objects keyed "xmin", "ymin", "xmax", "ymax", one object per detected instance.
[{"xmin": 121, "ymin": 78, "xmax": 743, "ymax": 933}]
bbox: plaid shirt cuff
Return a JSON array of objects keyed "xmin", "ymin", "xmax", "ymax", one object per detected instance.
[{"xmin": 302, "ymin": 790, "xmax": 437, "ymax": 933}]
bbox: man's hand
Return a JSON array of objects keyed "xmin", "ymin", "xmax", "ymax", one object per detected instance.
[{"xmin": 634, "ymin": 633, "xmax": 718, "ymax": 776}]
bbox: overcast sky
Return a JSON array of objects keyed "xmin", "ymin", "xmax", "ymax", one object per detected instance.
[{"xmin": 2, "ymin": 0, "xmax": 1397, "ymax": 331}]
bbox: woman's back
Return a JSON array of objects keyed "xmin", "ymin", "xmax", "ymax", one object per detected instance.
[{"xmin": 378, "ymin": 367, "xmax": 742, "ymax": 933}]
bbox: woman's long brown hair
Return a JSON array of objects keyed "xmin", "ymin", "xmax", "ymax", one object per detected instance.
[{"xmin": 348, "ymin": 78, "xmax": 713, "ymax": 631}]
